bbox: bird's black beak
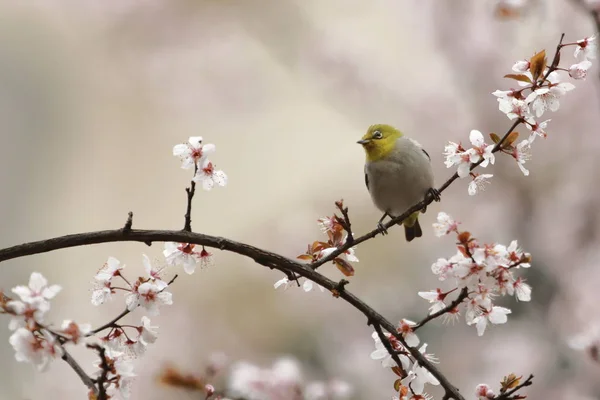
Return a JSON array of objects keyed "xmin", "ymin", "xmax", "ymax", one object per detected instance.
[{"xmin": 357, "ymin": 139, "xmax": 370, "ymax": 145}]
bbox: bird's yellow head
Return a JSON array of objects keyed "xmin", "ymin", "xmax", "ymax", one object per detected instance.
[{"xmin": 357, "ymin": 124, "xmax": 403, "ymax": 162}]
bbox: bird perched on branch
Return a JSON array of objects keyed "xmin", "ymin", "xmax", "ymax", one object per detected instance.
[{"xmin": 358, "ymin": 124, "xmax": 440, "ymax": 241}]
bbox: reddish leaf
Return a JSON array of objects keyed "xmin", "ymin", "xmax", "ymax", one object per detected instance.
[
  {"xmin": 500, "ymin": 373, "xmax": 522, "ymax": 391},
  {"xmin": 297, "ymin": 254, "xmax": 313, "ymax": 261},
  {"xmin": 503, "ymin": 131, "xmax": 519, "ymax": 148},
  {"xmin": 333, "ymin": 258, "xmax": 355, "ymax": 276},
  {"xmin": 529, "ymin": 50, "xmax": 547, "ymax": 82}
]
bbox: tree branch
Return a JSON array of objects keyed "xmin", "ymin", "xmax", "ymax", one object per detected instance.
[
  {"xmin": 0, "ymin": 227, "xmax": 465, "ymax": 400},
  {"xmin": 494, "ymin": 374, "xmax": 534, "ymax": 400},
  {"xmin": 370, "ymin": 321, "xmax": 408, "ymax": 378},
  {"xmin": 60, "ymin": 346, "xmax": 97, "ymax": 395}
]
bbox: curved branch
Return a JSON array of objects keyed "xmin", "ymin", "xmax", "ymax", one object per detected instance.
[{"xmin": 0, "ymin": 228, "xmax": 464, "ymax": 400}]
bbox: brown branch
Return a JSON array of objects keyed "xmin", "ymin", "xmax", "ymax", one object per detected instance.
[
  {"xmin": 370, "ymin": 321, "xmax": 408, "ymax": 378},
  {"xmin": 414, "ymin": 287, "xmax": 469, "ymax": 330},
  {"xmin": 122, "ymin": 212, "xmax": 133, "ymax": 233},
  {"xmin": 0, "ymin": 228, "xmax": 465, "ymax": 400},
  {"xmin": 183, "ymin": 165, "xmax": 199, "ymax": 232},
  {"xmin": 60, "ymin": 345, "xmax": 98, "ymax": 395},
  {"xmin": 494, "ymin": 374, "xmax": 534, "ymax": 400},
  {"xmin": 88, "ymin": 344, "xmax": 110, "ymax": 400}
]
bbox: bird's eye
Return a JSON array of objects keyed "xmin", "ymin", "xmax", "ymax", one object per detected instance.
[{"xmin": 372, "ymin": 130, "xmax": 383, "ymax": 139}]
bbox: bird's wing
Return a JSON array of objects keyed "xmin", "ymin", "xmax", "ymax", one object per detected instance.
[
  {"xmin": 407, "ymin": 138, "xmax": 431, "ymax": 161},
  {"xmin": 421, "ymin": 148, "xmax": 431, "ymax": 161},
  {"xmin": 364, "ymin": 165, "xmax": 369, "ymax": 189}
]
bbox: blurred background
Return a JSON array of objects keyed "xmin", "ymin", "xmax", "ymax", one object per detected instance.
[{"xmin": 0, "ymin": 0, "xmax": 599, "ymax": 399}]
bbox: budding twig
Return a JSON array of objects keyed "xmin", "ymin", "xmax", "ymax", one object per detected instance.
[
  {"xmin": 183, "ymin": 165, "xmax": 198, "ymax": 232},
  {"xmin": 413, "ymin": 287, "xmax": 469, "ymax": 330},
  {"xmin": 494, "ymin": 374, "xmax": 534, "ymax": 400},
  {"xmin": 122, "ymin": 212, "xmax": 134, "ymax": 233}
]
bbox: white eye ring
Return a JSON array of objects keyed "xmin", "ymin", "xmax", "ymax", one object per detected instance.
[{"xmin": 372, "ymin": 130, "xmax": 383, "ymax": 139}]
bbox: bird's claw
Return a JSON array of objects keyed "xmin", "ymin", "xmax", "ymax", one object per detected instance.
[
  {"xmin": 376, "ymin": 222, "xmax": 388, "ymax": 236},
  {"xmin": 428, "ymin": 188, "xmax": 441, "ymax": 202}
]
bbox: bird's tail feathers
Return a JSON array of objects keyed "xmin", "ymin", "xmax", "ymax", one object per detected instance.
[{"xmin": 401, "ymin": 212, "xmax": 422, "ymax": 242}]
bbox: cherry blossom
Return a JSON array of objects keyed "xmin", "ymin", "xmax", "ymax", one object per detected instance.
[
  {"xmin": 418, "ymin": 289, "xmax": 447, "ymax": 314},
  {"xmin": 304, "ymin": 379, "xmax": 353, "ymax": 400},
  {"xmin": 60, "ymin": 320, "xmax": 92, "ymax": 344},
  {"xmin": 9, "ymin": 328, "xmax": 62, "ymax": 371},
  {"xmin": 303, "ymin": 280, "xmax": 325, "ymax": 293},
  {"xmin": 432, "ymin": 212, "xmax": 459, "ymax": 237},
  {"xmin": 12, "ymin": 272, "xmax": 61, "ymax": 306},
  {"xmin": 173, "ymin": 136, "xmax": 215, "ymax": 170},
  {"xmin": 525, "ymin": 72, "xmax": 575, "ymax": 118},
  {"xmin": 569, "ymin": 60, "xmax": 593, "ymax": 79},
  {"xmin": 138, "ymin": 316, "xmax": 158, "ymax": 345},
  {"xmin": 92, "ymin": 257, "xmax": 124, "ymax": 305},
  {"xmin": 408, "ymin": 344, "xmax": 440, "ymax": 394},
  {"xmin": 526, "ymin": 119, "xmax": 550, "ymax": 141},
  {"xmin": 498, "ymin": 98, "xmax": 532, "ymax": 120},
  {"xmin": 274, "ymin": 277, "xmax": 292, "ymax": 290},
  {"xmin": 227, "ymin": 358, "xmax": 304, "ymax": 400},
  {"xmin": 398, "ymin": 319, "xmax": 419, "ymax": 347},
  {"xmin": 574, "ymin": 35, "xmax": 597, "ymax": 60},
  {"xmin": 370, "ymin": 331, "xmax": 410, "ymax": 370},
  {"xmin": 468, "ymin": 173, "xmax": 493, "ymax": 196},
  {"xmin": 193, "ymin": 158, "xmax": 227, "ymax": 190},
  {"xmin": 126, "ymin": 281, "xmax": 172, "ymax": 316},
  {"xmin": 163, "ymin": 242, "xmax": 202, "ymax": 274},
  {"xmin": 471, "ymin": 306, "xmax": 511, "ymax": 336},
  {"xmin": 475, "ymin": 383, "xmax": 495, "ymax": 399},
  {"xmin": 142, "ymin": 254, "xmax": 168, "ymax": 291},
  {"xmin": 512, "ymin": 60, "xmax": 530, "ymax": 73},
  {"xmin": 512, "ymin": 139, "xmax": 532, "ymax": 176}
]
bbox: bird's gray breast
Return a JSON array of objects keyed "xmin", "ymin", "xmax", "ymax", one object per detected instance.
[{"xmin": 364, "ymin": 139, "xmax": 434, "ymax": 216}]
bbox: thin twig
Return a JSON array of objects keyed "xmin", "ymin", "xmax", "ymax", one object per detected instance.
[
  {"xmin": 414, "ymin": 287, "xmax": 469, "ymax": 330},
  {"xmin": 370, "ymin": 321, "xmax": 408, "ymax": 378},
  {"xmin": 183, "ymin": 165, "xmax": 199, "ymax": 232},
  {"xmin": 494, "ymin": 374, "xmax": 534, "ymax": 400},
  {"xmin": 122, "ymin": 212, "xmax": 133, "ymax": 233},
  {"xmin": 60, "ymin": 345, "xmax": 98, "ymax": 395}
]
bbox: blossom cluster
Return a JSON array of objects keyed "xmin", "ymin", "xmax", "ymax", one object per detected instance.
[
  {"xmin": 173, "ymin": 136, "xmax": 228, "ymax": 190},
  {"xmin": 275, "ymin": 201, "xmax": 358, "ymax": 292},
  {"xmin": 444, "ymin": 36, "xmax": 595, "ymax": 195},
  {"xmin": 426, "ymin": 212, "xmax": 532, "ymax": 336},
  {"xmin": 371, "ymin": 329, "xmax": 440, "ymax": 399},
  {"xmin": 227, "ymin": 358, "xmax": 352, "ymax": 400}
]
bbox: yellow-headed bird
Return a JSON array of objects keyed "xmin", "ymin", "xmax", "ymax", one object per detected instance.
[{"xmin": 358, "ymin": 124, "xmax": 439, "ymax": 241}]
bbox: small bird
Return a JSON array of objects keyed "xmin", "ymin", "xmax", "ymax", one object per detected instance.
[{"xmin": 358, "ymin": 124, "xmax": 439, "ymax": 241}]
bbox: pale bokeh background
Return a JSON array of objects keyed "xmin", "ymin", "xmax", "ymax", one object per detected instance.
[{"xmin": 0, "ymin": 0, "xmax": 599, "ymax": 399}]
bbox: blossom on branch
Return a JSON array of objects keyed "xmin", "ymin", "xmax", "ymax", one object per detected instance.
[{"xmin": 173, "ymin": 136, "xmax": 215, "ymax": 170}]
